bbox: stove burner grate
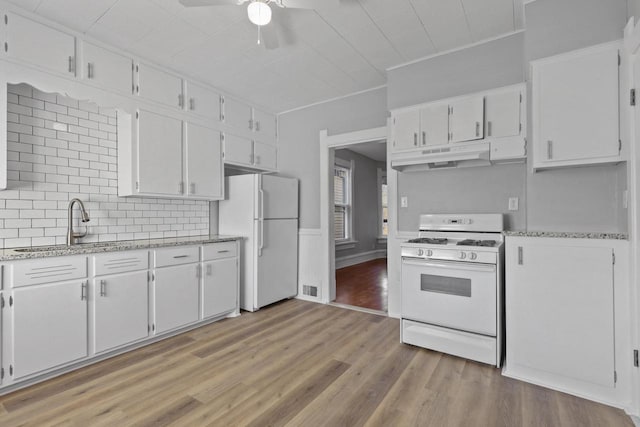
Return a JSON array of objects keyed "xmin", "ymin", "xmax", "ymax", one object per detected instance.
[
  {"xmin": 456, "ymin": 239, "xmax": 497, "ymax": 247},
  {"xmin": 407, "ymin": 237, "xmax": 448, "ymax": 245}
]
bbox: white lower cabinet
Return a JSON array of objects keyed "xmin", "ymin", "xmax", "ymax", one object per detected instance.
[
  {"xmin": 203, "ymin": 258, "xmax": 238, "ymax": 319},
  {"xmin": 93, "ymin": 270, "xmax": 149, "ymax": 354},
  {"xmin": 11, "ymin": 280, "xmax": 88, "ymax": 379},
  {"xmin": 504, "ymin": 236, "xmax": 629, "ymax": 407},
  {"xmin": 154, "ymin": 263, "xmax": 200, "ymax": 334}
]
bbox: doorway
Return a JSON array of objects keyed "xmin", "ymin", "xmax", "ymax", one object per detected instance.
[{"xmin": 332, "ymin": 142, "xmax": 388, "ymax": 312}]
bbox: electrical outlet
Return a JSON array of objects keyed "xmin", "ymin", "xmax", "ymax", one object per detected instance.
[
  {"xmin": 508, "ymin": 197, "xmax": 519, "ymax": 211},
  {"xmin": 401, "ymin": 196, "xmax": 408, "ymax": 208}
]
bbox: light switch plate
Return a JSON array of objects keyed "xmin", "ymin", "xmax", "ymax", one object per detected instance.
[
  {"xmin": 508, "ymin": 197, "xmax": 519, "ymax": 211},
  {"xmin": 401, "ymin": 196, "xmax": 408, "ymax": 208}
]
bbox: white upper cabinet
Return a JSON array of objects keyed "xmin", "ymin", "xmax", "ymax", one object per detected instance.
[
  {"xmin": 137, "ymin": 62, "xmax": 184, "ymax": 110},
  {"xmin": 82, "ymin": 42, "xmax": 133, "ymax": 95},
  {"xmin": 223, "ymin": 96, "xmax": 253, "ymax": 131},
  {"xmin": 419, "ymin": 103, "xmax": 449, "ymax": 146},
  {"xmin": 224, "ymin": 133, "xmax": 254, "ymax": 167},
  {"xmin": 185, "ymin": 122, "xmax": 223, "ymax": 200},
  {"xmin": 253, "ymin": 108, "xmax": 277, "ymax": 140},
  {"xmin": 532, "ymin": 42, "xmax": 620, "ymax": 169},
  {"xmin": 485, "ymin": 88, "xmax": 521, "ymax": 139},
  {"xmin": 392, "ymin": 109, "xmax": 421, "ymax": 151},
  {"xmin": 253, "ymin": 141, "xmax": 277, "ymax": 171},
  {"xmin": 5, "ymin": 13, "xmax": 76, "ymax": 77},
  {"xmin": 136, "ymin": 109, "xmax": 183, "ymax": 196},
  {"xmin": 185, "ymin": 81, "xmax": 220, "ymax": 120},
  {"xmin": 449, "ymin": 95, "xmax": 484, "ymax": 143}
]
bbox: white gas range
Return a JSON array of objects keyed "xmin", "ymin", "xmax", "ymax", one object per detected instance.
[{"xmin": 400, "ymin": 213, "xmax": 504, "ymax": 367}]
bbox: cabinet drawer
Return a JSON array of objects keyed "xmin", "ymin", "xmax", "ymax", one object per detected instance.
[
  {"xmin": 10, "ymin": 256, "xmax": 88, "ymax": 288},
  {"xmin": 93, "ymin": 250, "xmax": 149, "ymax": 276},
  {"xmin": 154, "ymin": 246, "xmax": 200, "ymax": 267},
  {"xmin": 202, "ymin": 242, "xmax": 237, "ymax": 261}
]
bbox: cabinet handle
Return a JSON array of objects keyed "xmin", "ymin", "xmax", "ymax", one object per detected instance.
[
  {"xmin": 255, "ymin": 121, "xmax": 261, "ymax": 132},
  {"xmin": 255, "ymin": 155, "xmax": 261, "ymax": 165},
  {"xmin": 87, "ymin": 62, "xmax": 94, "ymax": 79},
  {"xmin": 190, "ymin": 183, "xmax": 196, "ymax": 195},
  {"xmin": 173, "ymin": 255, "xmax": 189, "ymax": 259},
  {"xmin": 218, "ymin": 250, "xmax": 230, "ymax": 253},
  {"xmin": 422, "ymin": 131, "xmax": 426, "ymax": 145},
  {"xmin": 189, "ymin": 98, "xmax": 195, "ymax": 111},
  {"xmin": 249, "ymin": 118, "xmax": 254, "ymax": 130},
  {"xmin": 178, "ymin": 94, "xmax": 184, "ymax": 108},
  {"xmin": 413, "ymin": 133, "xmax": 418, "ymax": 146},
  {"xmin": 68, "ymin": 56, "xmax": 74, "ymax": 73},
  {"xmin": 80, "ymin": 281, "xmax": 87, "ymax": 301},
  {"xmin": 547, "ymin": 140, "xmax": 553, "ymax": 159},
  {"xmin": 517, "ymin": 246, "xmax": 523, "ymax": 265},
  {"xmin": 100, "ymin": 279, "xmax": 106, "ymax": 297},
  {"xmin": 178, "ymin": 182, "xmax": 184, "ymax": 194},
  {"xmin": 487, "ymin": 121, "xmax": 492, "ymax": 137},
  {"xmin": 206, "ymin": 264, "xmax": 212, "ymax": 276},
  {"xmin": 475, "ymin": 122, "xmax": 480, "ymax": 137}
]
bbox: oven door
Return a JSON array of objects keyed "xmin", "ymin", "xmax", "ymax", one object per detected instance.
[{"xmin": 401, "ymin": 258, "xmax": 497, "ymax": 336}]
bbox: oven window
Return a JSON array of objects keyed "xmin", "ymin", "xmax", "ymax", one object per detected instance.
[{"xmin": 420, "ymin": 274, "xmax": 472, "ymax": 297}]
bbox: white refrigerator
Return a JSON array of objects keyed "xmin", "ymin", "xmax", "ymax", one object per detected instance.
[{"xmin": 218, "ymin": 174, "xmax": 299, "ymax": 311}]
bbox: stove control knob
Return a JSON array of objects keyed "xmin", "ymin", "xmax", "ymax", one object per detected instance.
[
  {"xmin": 458, "ymin": 252, "xmax": 466, "ymax": 260},
  {"xmin": 417, "ymin": 249, "xmax": 424, "ymax": 256},
  {"xmin": 426, "ymin": 249, "xmax": 433, "ymax": 257},
  {"xmin": 469, "ymin": 252, "xmax": 478, "ymax": 260}
]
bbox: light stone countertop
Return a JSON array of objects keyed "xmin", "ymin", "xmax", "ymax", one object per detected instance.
[
  {"xmin": 503, "ymin": 231, "xmax": 628, "ymax": 240},
  {"xmin": 0, "ymin": 235, "xmax": 244, "ymax": 261}
]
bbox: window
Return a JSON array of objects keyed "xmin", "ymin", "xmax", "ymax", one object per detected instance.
[
  {"xmin": 378, "ymin": 169, "xmax": 388, "ymax": 237},
  {"xmin": 334, "ymin": 159, "xmax": 352, "ymax": 241}
]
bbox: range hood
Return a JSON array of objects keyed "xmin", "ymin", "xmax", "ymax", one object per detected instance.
[{"xmin": 391, "ymin": 142, "xmax": 491, "ymax": 172}]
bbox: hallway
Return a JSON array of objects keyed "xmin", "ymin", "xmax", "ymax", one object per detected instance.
[{"xmin": 335, "ymin": 258, "xmax": 388, "ymax": 312}]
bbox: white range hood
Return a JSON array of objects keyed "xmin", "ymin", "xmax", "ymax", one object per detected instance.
[{"xmin": 391, "ymin": 142, "xmax": 492, "ymax": 172}]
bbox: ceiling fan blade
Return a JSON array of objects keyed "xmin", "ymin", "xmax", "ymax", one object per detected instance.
[
  {"xmin": 276, "ymin": 0, "xmax": 339, "ymax": 9},
  {"xmin": 261, "ymin": 25, "xmax": 279, "ymax": 50},
  {"xmin": 179, "ymin": 0, "xmax": 242, "ymax": 7}
]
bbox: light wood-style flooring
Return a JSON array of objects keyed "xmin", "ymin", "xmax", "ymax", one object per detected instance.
[
  {"xmin": 335, "ymin": 258, "xmax": 388, "ymax": 311},
  {"xmin": 0, "ymin": 299, "xmax": 632, "ymax": 426}
]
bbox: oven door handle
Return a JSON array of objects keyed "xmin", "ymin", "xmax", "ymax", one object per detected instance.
[{"xmin": 402, "ymin": 259, "xmax": 496, "ymax": 273}]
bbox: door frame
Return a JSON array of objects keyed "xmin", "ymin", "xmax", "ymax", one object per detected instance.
[{"xmin": 319, "ymin": 124, "xmax": 389, "ymax": 305}]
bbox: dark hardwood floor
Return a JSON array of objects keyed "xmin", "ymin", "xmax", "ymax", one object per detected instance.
[
  {"xmin": 335, "ymin": 258, "xmax": 388, "ymax": 311},
  {"xmin": 0, "ymin": 299, "xmax": 632, "ymax": 426}
]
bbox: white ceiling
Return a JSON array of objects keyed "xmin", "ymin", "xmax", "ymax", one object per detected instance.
[
  {"xmin": 7, "ymin": 0, "xmax": 524, "ymax": 113},
  {"xmin": 341, "ymin": 140, "xmax": 387, "ymax": 162}
]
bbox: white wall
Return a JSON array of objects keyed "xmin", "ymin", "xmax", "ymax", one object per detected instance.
[{"xmin": 278, "ymin": 88, "xmax": 388, "ymax": 229}]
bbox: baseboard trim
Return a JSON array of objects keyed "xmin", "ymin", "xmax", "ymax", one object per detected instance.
[{"xmin": 335, "ymin": 249, "xmax": 386, "ymax": 269}]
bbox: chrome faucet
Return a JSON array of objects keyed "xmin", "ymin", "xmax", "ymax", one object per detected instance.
[{"xmin": 67, "ymin": 198, "xmax": 90, "ymax": 246}]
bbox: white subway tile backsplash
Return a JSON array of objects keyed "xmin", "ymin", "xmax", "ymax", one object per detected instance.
[{"xmin": 1, "ymin": 84, "xmax": 209, "ymax": 248}]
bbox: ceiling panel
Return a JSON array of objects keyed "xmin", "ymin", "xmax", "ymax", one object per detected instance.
[
  {"xmin": 461, "ymin": 0, "xmax": 515, "ymax": 40},
  {"xmin": 7, "ymin": 0, "xmax": 524, "ymax": 112}
]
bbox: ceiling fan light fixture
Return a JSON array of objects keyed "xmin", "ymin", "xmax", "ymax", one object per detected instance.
[{"xmin": 247, "ymin": 1, "xmax": 272, "ymax": 26}]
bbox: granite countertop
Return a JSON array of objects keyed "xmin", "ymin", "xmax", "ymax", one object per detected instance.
[
  {"xmin": 503, "ymin": 231, "xmax": 629, "ymax": 240},
  {"xmin": 0, "ymin": 235, "xmax": 244, "ymax": 261}
]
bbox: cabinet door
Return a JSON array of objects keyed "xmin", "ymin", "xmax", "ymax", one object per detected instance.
[
  {"xmin": 485, "ymin": 89, "xmax": 521, "ymax": 139},
  {"xmin": 253, "ymin": 108, "xmax": 276, "ymax": 140},
  {"xmin": 137, "ymin": 63, "xmax": 184, "ymax": 109},
  {"xmin": 94, "ymin": 271, "xmax": 149, "ymax": 354},
  {"xmin": 6, "ymin": 13, "xmax": 76, "ymax": 77},
  {"xmin": 185, "ymin": 123, "xmax": 223, "ymax": 200},
  {"xmin": 419, "ymin": 104, "xmax": 449, "ymax": 146},
  {"xmin": 12, "ymin": 281, "xmax": 88, "ymax": 379},
  {"xmin": 506, "ymin": 241, "xmax": 615, "ymax": 388},
  {"xmin": 83, "ymin": 42, "xmax": 133, "ymax": 94},
  {"xmin": 137, "ymin": 109, "xmax": 183, "ymax": 196},
  {"xmin": 392, "ymin": 110, "xmax": 420, "ymax": 151},
  {"xmin": 253, "ymin": 141, "xmax": 277, "ymax": 170},
  {"xmin": 202, "ymin": 258, "xmax": 237, "ymax": 318},
  {"xmin": 223, "ymin": 133, "xmax": 253, "ymax": 167},
  {"xmin": 449, "ymin": 96, "xmax": 484, "ymax": 143},
  {"xmin": 535, "ymin": 46, "xmax": 619, "ymax": 164},
  {"xmin": 223, "ymin": 97, "xmax": 253, "ymax": 131},
  {"xmin": 154, "ymin": 264, "xmax": 200, "ymax": 334},
  {"xmin": 186, "ymin": 81, "xmax": 220, "ymax": 120}
]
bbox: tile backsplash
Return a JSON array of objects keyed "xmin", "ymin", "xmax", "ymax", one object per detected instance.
[{"xmin": 1, "ymin": 83, "xmax": 209, "ymax": 249}]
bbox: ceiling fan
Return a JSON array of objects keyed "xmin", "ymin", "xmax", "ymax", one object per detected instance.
[{"xmin": 179, "ymin": 0, "xmax": 336, "ymax": 49}]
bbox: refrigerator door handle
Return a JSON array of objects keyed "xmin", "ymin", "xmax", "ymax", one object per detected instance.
[
  {"xmin": 258, "ymin": 218, "xmax": 264, "ymax": 257},
  {"xmin": 258, "ymin": 188, "xmax": 265, "ymax": 220}
]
